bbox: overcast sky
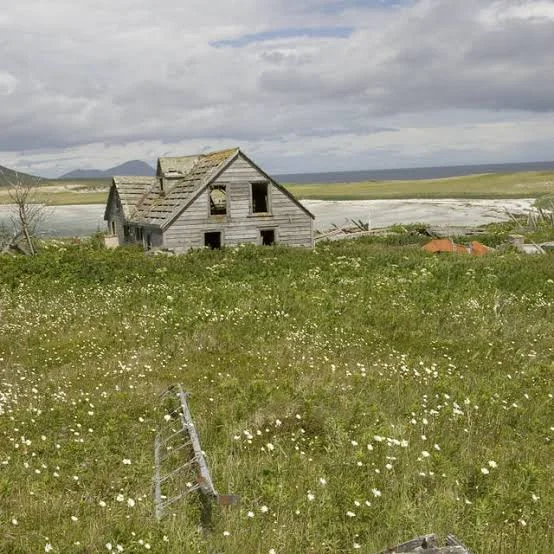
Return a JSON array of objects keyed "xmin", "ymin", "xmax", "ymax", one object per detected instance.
[{"xmin": 1, "ymin": 0, "xmax": 554, "ymax": 177}]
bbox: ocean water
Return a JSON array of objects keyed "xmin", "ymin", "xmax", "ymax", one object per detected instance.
[{"xmin": 275, "ymin": 161, "xmax": 554, "ymax": 184}]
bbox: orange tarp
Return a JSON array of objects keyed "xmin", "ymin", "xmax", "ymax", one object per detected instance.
[
  {"xmin": 423, "ymin": 239, "xmax": 490, "ymax": 256},
  {"xmin": 469, "ymin": 241, "xmax": 490, "ymax": 256}
]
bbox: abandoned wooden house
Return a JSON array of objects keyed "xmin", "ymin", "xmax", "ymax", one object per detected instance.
[{"xmin": 104, "ymin": 148, "xmax": 314, "ymax": 252}]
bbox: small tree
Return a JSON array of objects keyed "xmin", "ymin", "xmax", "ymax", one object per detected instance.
[{"xmin": 1, "ymin": 169, "xmax": 47, "ymax": 255}]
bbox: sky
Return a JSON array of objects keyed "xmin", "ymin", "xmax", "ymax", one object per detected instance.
[{"xmin": 1, "ymin": 0, "xmax": 554, "ymax": 177}]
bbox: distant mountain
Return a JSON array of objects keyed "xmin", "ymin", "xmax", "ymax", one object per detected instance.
[
  {"xmin": 0, "ymin": 165, "xmax": 42, "ymax": 187},
  {"xmin": 60, "ymin": 160, "xmax": 155, "ymax": 179}
]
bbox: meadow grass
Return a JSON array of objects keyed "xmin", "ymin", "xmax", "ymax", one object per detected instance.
[
  {"xmin": 0, "ymin": 188, "xmax": 107, "ymax": 206},
  {"xmin": 0, "ymin": 238, "xmax": 552, "ymax": 553},
  {"xmin": 286, "ymin": 171, "xmax": 554, "ymax": 200}
]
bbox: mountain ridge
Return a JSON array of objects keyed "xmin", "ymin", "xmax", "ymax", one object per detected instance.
[{"xmin": 60, "ymin": 160, "xmax": 155, "ymax": 179}]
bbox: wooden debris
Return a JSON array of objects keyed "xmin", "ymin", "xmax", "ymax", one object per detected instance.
[
  {"xmin": 374, "ymin": 534, "xmax": 471, "ymax": 554},
  {"xmin": 154, "ymin": 385, "xmax": 239, "ymax": 522},
  {"xmin": 375, "ymin": 534, "xmax": 438, "ymax": 553},
  {"xmin": 0, "ymin": 231, "xmax": 33, "ymax": 256},
  {"xmin": 507, "ymin": 235, "xmax": 546, "ymax": 255}
]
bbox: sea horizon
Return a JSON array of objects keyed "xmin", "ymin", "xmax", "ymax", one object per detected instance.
[{"xmin": 275, "ymin": 160, "xmax": 554, "ymax": 184}]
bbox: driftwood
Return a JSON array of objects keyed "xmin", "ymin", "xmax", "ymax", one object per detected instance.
[{"xmin": 0, "ymin": 231, "xmax": 32, "ymax": 256}]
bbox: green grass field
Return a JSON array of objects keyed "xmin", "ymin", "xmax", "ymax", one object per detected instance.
[
  {"xmin": 0, "ymin": 170, "xmax": 553, "ymax": 205},
  {"xmin": 287, "ymin": 171, "xmax": 554, "ymax": 200},
  {"xmin": 0, "ymin": 237, "xmax": 552, "ymax": 553}
]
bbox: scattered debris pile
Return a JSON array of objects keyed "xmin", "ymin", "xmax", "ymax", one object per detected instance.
[
  {"xmin": 423, "ymin": 238, "xmax": 491, "ymax": 256},
  {"xmin": 375, "ymin": 533, "xmax": 471, "ymax": 554},
  {"xmin": 154, "ymin": 385, "xmax": 239, "ymax": 521},
  {"xmin": 316, "ymin": 219, "xmax": 377, "ymax": 242},
  {"xmin": 507, "ymin": 234, "xmax": 546, "ymax": 255}
]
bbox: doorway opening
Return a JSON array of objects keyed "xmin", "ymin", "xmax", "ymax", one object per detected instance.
[
  {"xmin": 260, "ymin": 229, "xmax": 275, "ymax": 246},
  {"xmin": 204, "ymin": 231, "xmax": 222, "ymax": 249}
]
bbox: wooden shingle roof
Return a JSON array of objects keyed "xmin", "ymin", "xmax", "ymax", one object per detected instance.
[
  {"xmin": 108, "ymin": 148, "xmax": 239, "ymax": 227},
  {"xmin": 110, "ymin": 176, "xmax": 158, "ymax": 220}
]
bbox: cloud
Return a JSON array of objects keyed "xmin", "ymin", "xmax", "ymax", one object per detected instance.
[
  {"xmin": 0, "ymin": 0, "xmax": 553, "ymax": 176},
  {"xmin": 212, "ymin": 26, "xmax": 354, "ymax": 47}
]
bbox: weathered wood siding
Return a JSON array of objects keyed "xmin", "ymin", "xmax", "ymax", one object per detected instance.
[
  {"xmin": 105, "ymin": 189, "xmax": 127, "ymax": 245},
  {"xmin": 163, "ymin": 154, "xmax": 313, "ymax": 251}
]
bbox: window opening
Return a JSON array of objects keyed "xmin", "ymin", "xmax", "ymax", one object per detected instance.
[
  {"xmin": 111, "ymin": 220, "xmax": 116, "ymax": 235},
  {"xmin": 260, "ymin": 229, "xmax": 275, "ymax": 246},
  {"xmin": 252, "ymin": 182, "xmax": 269, "ymax": 213},
  {"xmin": 204, "ymin": 231, "xmax": 222, "ymax": 249},
  {"xmin": 209, "ymin": 185, "xmax": 227, "ymax": 215}
]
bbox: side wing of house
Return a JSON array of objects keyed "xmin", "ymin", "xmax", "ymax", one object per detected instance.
[
  {"xmin": 162, "ymin": 153, "xmax": 314, "ymax": 251},
  {"xmin": 105, "ymin": 179, "xmax": 165, "ymax": 249},
  {"xmin": 104, "ymin": 185, "xmax": 127, "ymax": 245}
]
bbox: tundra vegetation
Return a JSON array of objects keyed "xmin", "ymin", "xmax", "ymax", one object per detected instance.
[
  {"xmin": 0, "ymin": 170, "xmax": 553, "ymax": 205},
  {"xmin": 0, "ymin": 231, "xmax": 552, "ymax": 553}
]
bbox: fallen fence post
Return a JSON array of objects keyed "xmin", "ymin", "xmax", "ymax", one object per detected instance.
[{"xmin": 154, "ymin": 384, "xmax": 239, "ymax": 521}]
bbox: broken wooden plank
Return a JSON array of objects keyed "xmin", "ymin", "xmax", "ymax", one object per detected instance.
[
  {"xmin": 446, "ymin": 534, "xmax": 472, "ymax": 553},
  {"xmin": 375, "ymin": 534, "xmax": 438, "ymax": 553},
  {"xmin": 374, "ymin": 533, "xmax": 471, "ymax": 554},
  {"xmin": 401, "ymin": 547, "xmax": 467, "ymax": 554}
]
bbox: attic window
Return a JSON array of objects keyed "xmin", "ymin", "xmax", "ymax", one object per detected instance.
[
  {"xmin": 252, "ymin": 182, "xmax": 269, "ymax": 213},
  {"xmin": 209, "ymin": 185, "xmax": 227, "ymax": 215}
]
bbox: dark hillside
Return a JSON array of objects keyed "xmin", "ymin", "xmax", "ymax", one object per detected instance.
[{"xmin": 0, "ymin": 164, "xmax": 42, "ymax": 187}]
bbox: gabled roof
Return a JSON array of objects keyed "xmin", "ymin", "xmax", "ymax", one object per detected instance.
[
  {"xmin": 157, "ymin": 155, "xmax": 199, "ymax": 176},
  {"xmin": 103, "ymin": 176, "xmax": 158, "ymax": 221},
  {"xmin": 105, "ymin": 147, "xmax": 314, "ymax": 228}
]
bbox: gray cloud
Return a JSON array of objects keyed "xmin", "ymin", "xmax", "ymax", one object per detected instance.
[{"xmin": 1, "ymin": 0, "xmax": 554, "ymax": 175}]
